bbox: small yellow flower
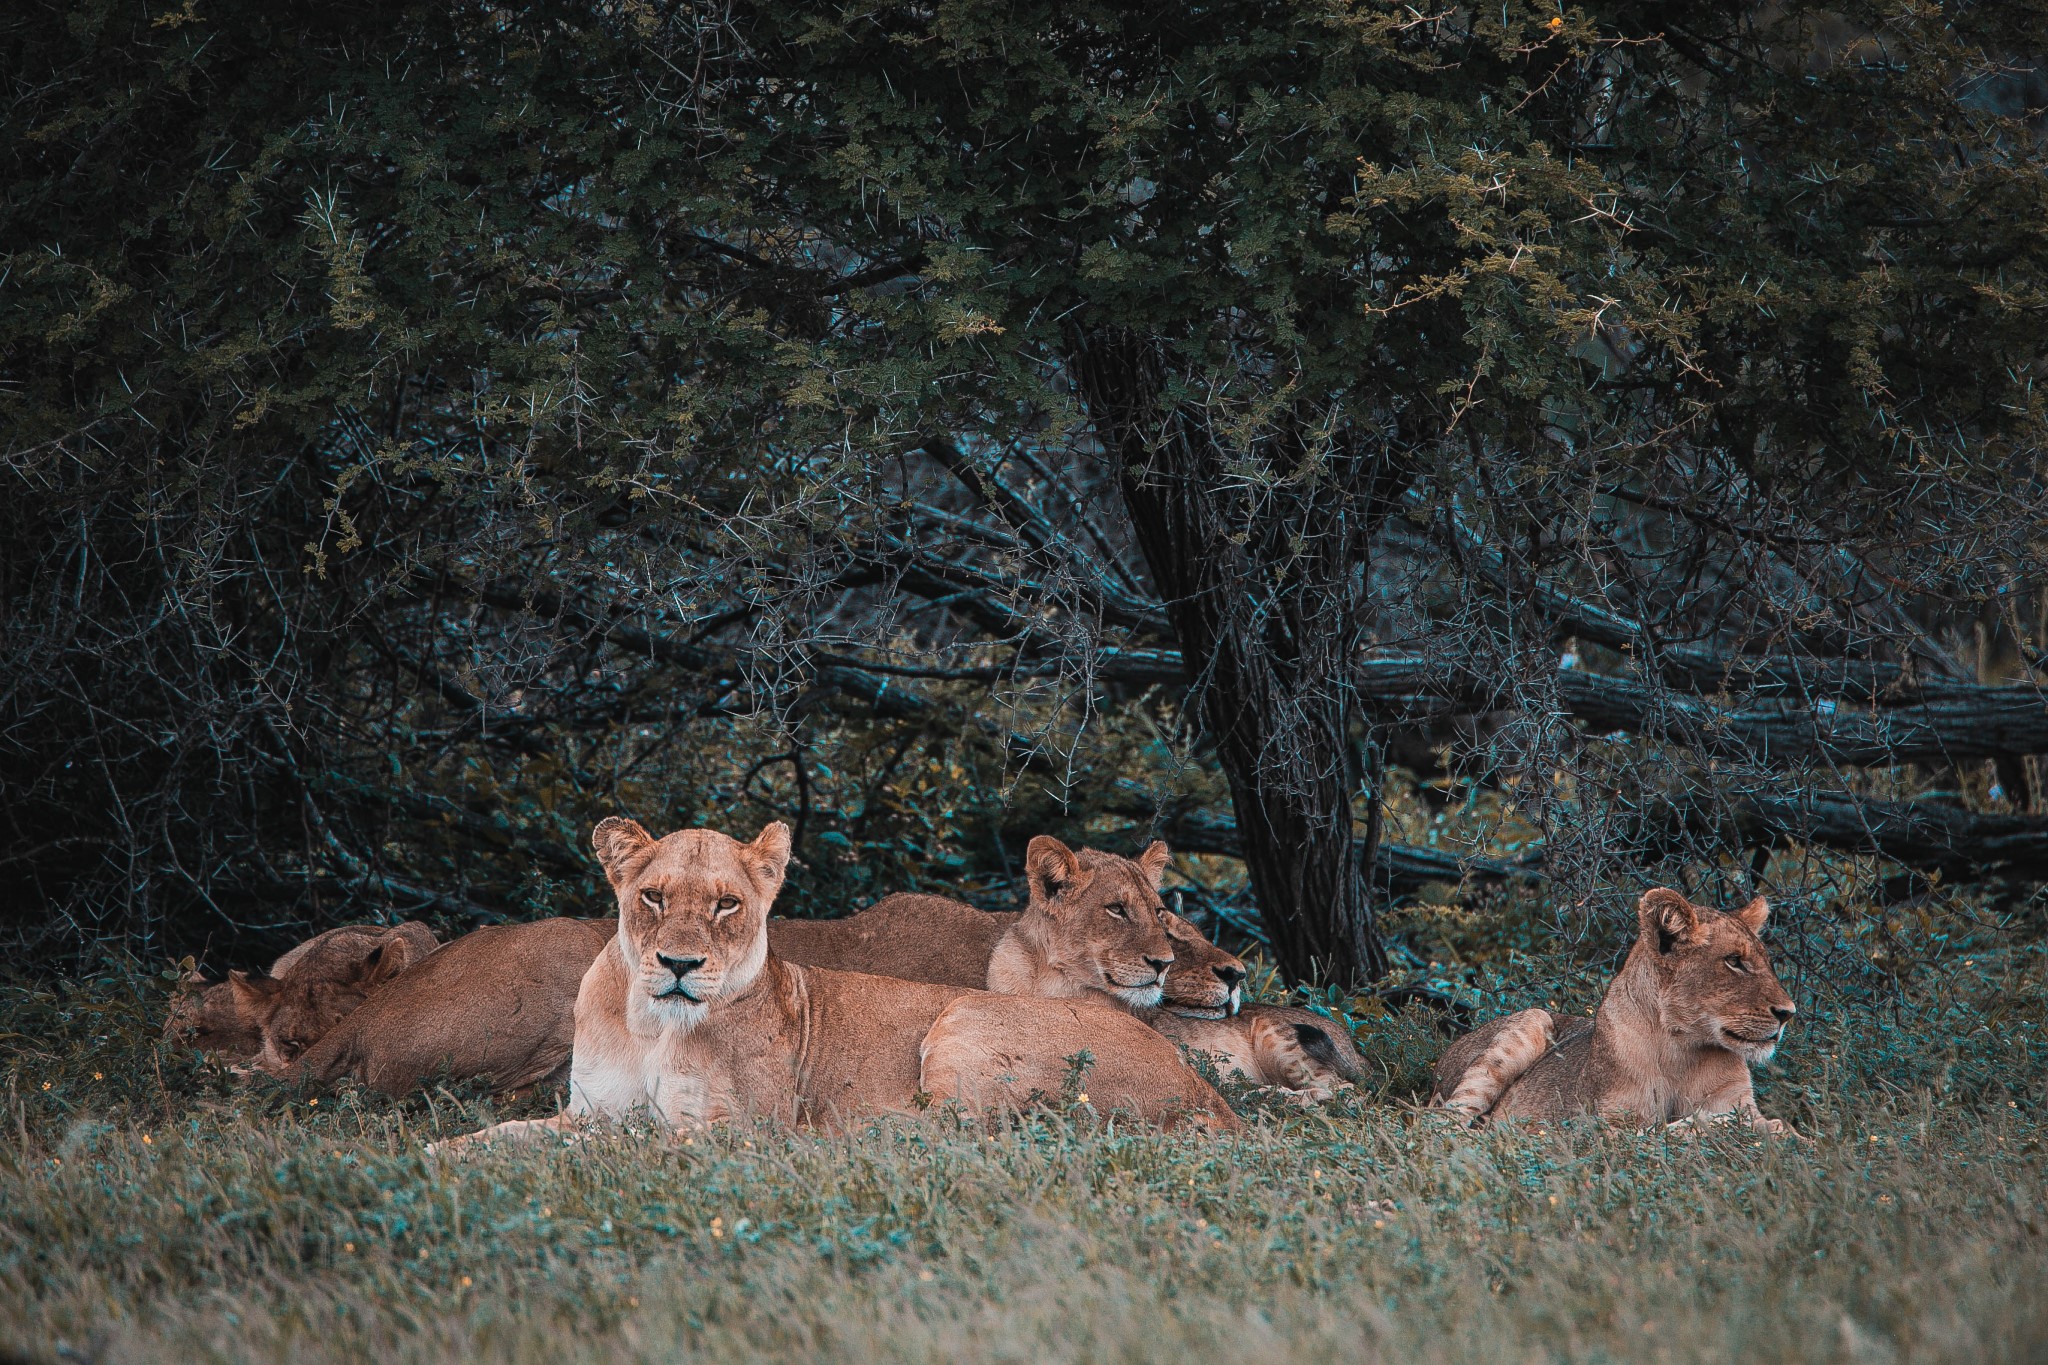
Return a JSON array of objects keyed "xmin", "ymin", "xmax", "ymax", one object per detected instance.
[
  {"xmin": 1548, "ymin": 1195, "xmax": 1557, "ymax": 1206},
  {"xmin": 1374, "ymin": 1219, "xmax": 1385, "ymax": 1230},
  {"xmin": 93, "ymin": 1072, "xmax": 103, "ymax": 1081},
  {"xmin": 41, "ymin": 1081, "xmax": 50, "ymax": 1091},
  {"xmin": 918, "ymin": 1269, "xmax": 935, "ymax": 1282},
  {"xmin": 1546, "ymin": 16, "xmax": 1564, "ymax": 30},
  {"xmin": 142, "ymin": 1135, "xmax": 153, "ymax": 1145},
  {"xmin": 460, "ymin": 1276, "xmax": 472, "ymax": 1288},
  {"xmin": 1076, "ymin": 1092, "xmax": 1090, "ymax": 1106},
  {"xmin": 711, "ymin": 1217, "xmax": 725, "ymax": 1239},
  {"xmin": 344, "ymin": 1241, "xmax": 355, "ymax": 1253},
  {"xmin": 309, "ymin": 1098, "xmax": 319, "ymax": 1107},
  {"xmin": 628, "ymin": 1296, "xmax": 639, "ymax": 1307}
]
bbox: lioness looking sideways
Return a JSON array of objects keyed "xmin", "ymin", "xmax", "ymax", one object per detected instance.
[
  {"xmin": 770, "ymin": 836, "xmax": 1362, "ymax": 1097},
  {"xmin": 1431, "ymin": 887, "xmax": 1798, "ymax": 1134},
  {"xmin": 433, "ymin": 818, "xmax": 1238, "ymax": 1152}
]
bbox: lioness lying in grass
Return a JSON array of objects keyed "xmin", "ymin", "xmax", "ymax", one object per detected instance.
[
  {"xmin": 771, "ymin": 835, "xmax": 1362, "ymax": 1098},
  {"xmin": 263, "ymin": 917, "xmax": 617, "ymax": 1095},
  {"xmin": 1432, "ymin": 888, "xmax": 1798, "ymax": 1134},
  {"xmin": 164, "ymin": 921, "xmax": 438, "ymax": 1064},
  {"xmin": 433, "ymin": 819, "xmax": 1239, "ymax": 1152}
]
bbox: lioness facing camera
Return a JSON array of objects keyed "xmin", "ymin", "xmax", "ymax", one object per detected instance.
[
  {"xmin": 1432, "ymin": 888, "xmax": 1797, "ymax": 1133},
  {"xmin": 433, "ymin": 819, "xmax": 1238, "ymax": 1152}
]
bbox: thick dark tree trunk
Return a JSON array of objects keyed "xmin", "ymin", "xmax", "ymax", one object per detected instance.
[{"xmin": 1071, "ymin": 330, "xmax": 1404, "ymax": 987}]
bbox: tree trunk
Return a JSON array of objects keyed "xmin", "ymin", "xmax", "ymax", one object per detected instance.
[{"xmin": 1071, "ymin": 329, "xmax": 1402, "ymax": 987}]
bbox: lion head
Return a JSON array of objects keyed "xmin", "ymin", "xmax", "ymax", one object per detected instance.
[
  {"xmin": 1157, "ymin": 910, "xmax": 1246, "ymax": 1019},
  {"xmin": 1018, "ymin": 835, "xmax": 1179, "ymax": 1008},
  {"xmin": 591, "ymin": 817, "xmax": 793, "ymax": 1026},
  {"xmin": 236, "ymin": 929, "xmax": 427, "ymax": 1072},
  {"xmin": 1635, "ymin": 887, "xmax": 1796, "ymax": 1064},
  {"xmin": 166, "ymin": 923, "xmax": 431, "ymax": 1067}
]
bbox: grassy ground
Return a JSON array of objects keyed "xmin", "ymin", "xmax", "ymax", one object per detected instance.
[{"xmin": 3, "ymin": 950, "xmax": 2045, "ymax": 1363}]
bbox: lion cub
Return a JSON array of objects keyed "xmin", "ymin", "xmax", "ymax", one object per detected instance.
[
  {"xmin": 434, "ymin": 819, "xmax": 1238, "ymax": 1151},
  {"xmin": 1432, "ymin": 888, "xmax": 1798, "ymax": 1133}
]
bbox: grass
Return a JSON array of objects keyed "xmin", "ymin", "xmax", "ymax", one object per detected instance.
[{"xmin": 3, "ymin": 952, "xmax": 2046, "ymax": 1363}]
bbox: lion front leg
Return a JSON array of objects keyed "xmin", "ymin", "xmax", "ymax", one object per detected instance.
[
  {"xmin": 427, "ymin": 1110, "xmax": 587, "ymax": 1158},
  {"xmin": 1665, "ymin": 1098, "xmax": 1803, "ymax": 1141}
]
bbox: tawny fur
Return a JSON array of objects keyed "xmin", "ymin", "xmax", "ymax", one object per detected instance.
[
  {"xmin": 271, "ymin": 918, "xmax": 616, "ymax": 1095},
  {"xmin": 772, "ymin": 842, "xmax": 1355, "ymax": 1098},
  {"xmin": 1153, "ymin": 1006, "xmax": 1367, "ymax": 1100},
  {"xmin": 767, "ymin": 895, "xmax": 1015, "ymax": 988},
  {"xmin": 772, "ymin": 837, "xmax": 1182, "ymax": 1011},
  {"xmin": 1435, "ymin": 1008, "xmax": 1556, "ymax": 1118},
  {"xmin": 164, "ymin": 922, "xmax": 438, "ymax": 1063},
  {"xmin": 433, "ymin": 820, "xmax": 1238, "ymax": 1153},
  {"xmin": 1431, "ymin": 889, "xmax": 1798, "ymax": 1134}
]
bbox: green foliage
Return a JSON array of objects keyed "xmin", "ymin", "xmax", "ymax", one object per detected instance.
[{"xmin": 5, "ymin": 0, "xmax": 2047, "ymax": 972}]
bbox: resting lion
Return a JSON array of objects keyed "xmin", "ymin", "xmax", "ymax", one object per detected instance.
[
  {"xmin": 433, "ymin": 818, "xmax": 1238, "ymax": 1151},
  {"xmin": 1431, "ymin": 888, "xmax": 1798, "ymax": 1134},
  {"xmin": 164, "ymin": 921, "xmax": 438, "ymax": 1064},
  {"xmin": 771, "ymin": 836, "xmax": 1361, "ymax": 1097},
  {"xmin": 769, "ymin": 837, "xmax": 1182, "ymax": 1008},
  {"xmin": 264, "ymin": 918, "xmax": 617, "ymax": 1095}
]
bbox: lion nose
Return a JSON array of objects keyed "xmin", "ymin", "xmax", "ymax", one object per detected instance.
[
  {"xmin": 1771, "ymin": 1004, "xmax": 1795, "ymax": 1024},
  {"xmin": 1145, "ymin": 956, "xmax": 1173, "ymax": 977},
  {"xmin": 1214, "ymin": 964, "xmax": 1247, "ymax": 988},
  {"xmin": 656, "ymin": 952, "xmax": 705, "ymax": 980}
]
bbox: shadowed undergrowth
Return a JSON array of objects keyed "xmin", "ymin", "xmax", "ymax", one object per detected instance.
[{"xmin": 2, "ymin": 957, "xmax": 2045, "ymax": 1363}]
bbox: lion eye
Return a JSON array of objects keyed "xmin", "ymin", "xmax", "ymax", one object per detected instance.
[
  {"xmin": 1725, "ymin": 954, "xmax": 1749, "ymax": 973},
  {"xmin": 1105, "ymin": 902, "xmax": 1127, "ymax": 920},
  {"xmin": 714, "ymin": 895, "xmax": 741, "ymax": 917},
  {"xmin": 640, "ymin": 888, "xmax": 665, "ymax": 912}
]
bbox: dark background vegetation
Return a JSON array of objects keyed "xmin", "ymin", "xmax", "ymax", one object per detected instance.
[{"xmin": 5, "ymin": 0, "xmax": 2048, "ymax": 996}]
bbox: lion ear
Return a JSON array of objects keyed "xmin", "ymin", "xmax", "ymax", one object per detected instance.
[
  {"xmin": 591, "ymin": 817, "xmax": 657, "ymax": 886},
  {"xmin": 227, "ymin": 969, "xmax": 279, "ymax": 1010},
  {"xmin": 1134, "ymin": 840, "xmax": 1172, "ymax": 890},
  {"xmin": 1638, "ymin": 888, "xmax": 1701, "ymax": 954},
  {"xmin": 747, "ymin": 822, "xmax": 794, "ymax": 893},
  {"xmin": 1024, "ymin": 836, "xmax": 1084, "ymax": 909},
  {"xmin": 1732, "ymin": 895, "xmax": 1770, "ymax": 934},
  {"xmin": 346, "ymin": 939, "xmax": 416, "ymax": 990}
]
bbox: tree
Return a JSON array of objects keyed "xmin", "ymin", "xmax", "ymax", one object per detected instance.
[{"xmin": 5, "ymin": 0, "xmax": 2046, "ymax": 983}]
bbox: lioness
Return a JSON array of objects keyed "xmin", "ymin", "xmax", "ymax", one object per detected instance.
[
  {"xmin": 434, "ymin": 819, "xmax": 1238, "ymax": 1151},
  {"xmin": 1431, "ymin": 888, "xmax": 1798, "ymax": 1133},
  {"xmin": 164, "ymin": 921, "xmax": 438, "ymax": 1062},
  {"xmin": 772, "ymin": 840, "xmax": 1360, "ymax": 1097},
  {"xmin": 770, "ymin": 836, "xmax": 1182, "ymax": 1009},
  {"xmin": 265, "ymin": 917, "xmax": 616, "ymax": 1095}
]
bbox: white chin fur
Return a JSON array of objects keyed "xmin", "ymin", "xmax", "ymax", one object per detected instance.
[
  {"xmin": 644, "ymin": 995, "xmax": 709, "ymax": 1030},
  {"xmin": 1114, "ymin": 983, "xmax": 1166, "ymax": 1009}
]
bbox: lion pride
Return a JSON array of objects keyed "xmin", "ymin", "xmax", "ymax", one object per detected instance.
[{"xmin": 432, "ymin": 819, "xmax": 1238, "ymax": 1152}]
